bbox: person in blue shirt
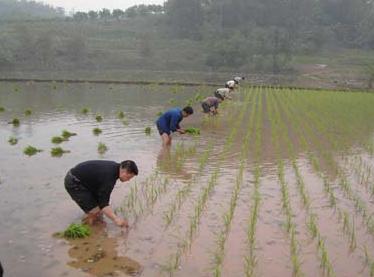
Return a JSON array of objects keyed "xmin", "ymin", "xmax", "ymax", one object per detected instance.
[{"xmin": 156, "ymin": 106, "xmax": 194, "ymax": 146}]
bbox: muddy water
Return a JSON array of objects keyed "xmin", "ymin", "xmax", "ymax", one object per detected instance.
[{"xmin": 1, "ymin": 83, "xmax": 374, "ymax": 277}]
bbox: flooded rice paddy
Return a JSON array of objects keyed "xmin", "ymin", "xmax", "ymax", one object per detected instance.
[{"xmin": 1, "ymin": 82, "xmax": 374, "ymax": 277}]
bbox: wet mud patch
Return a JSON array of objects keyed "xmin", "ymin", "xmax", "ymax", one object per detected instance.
[{"xmin": 58, "ymin": 225, "xmax": 142, "ymax": 276}]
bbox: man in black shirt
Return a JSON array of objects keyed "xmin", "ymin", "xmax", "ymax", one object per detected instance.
[{"xmin": 64, "ymin": 160, "xmax": 138, "ymax": 227}]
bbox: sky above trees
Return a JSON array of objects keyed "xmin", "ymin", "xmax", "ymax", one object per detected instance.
[{"xmin": 37, "ymin": 0, "xmax": 165, "ymax": 12}]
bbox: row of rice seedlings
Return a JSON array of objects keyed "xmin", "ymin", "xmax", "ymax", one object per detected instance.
[
  {"xmin": 274, "ymin": 89, "xmax": 335, "ymax": 276},
  {"xmin": 267, "ymin": 91, "xmax": 303, "ymax": 277},
  {"xmin": 161, "ymin": 89, "xmax": 254, "ymax": 275},
  {"xmin": 243, "ymin": 87, "xmax": 264, "ymax": 277},
  {"xmin": 118, "ymin": 171, "xmax": 170, "ymax": 222},
  {"xmin": 289, "ymin": 91, "xmax": 374, "ymax": 240},
  {"xmin": 283, "ymin": 89, "xmax": 374, "ymax": 269},
  {"xmin": 162, "ymin": 91, "xmax": 257, "ymax": 228},
  {"xmin": 211, "ymin": 90, "xmax": 258, "ymax": 276},
  {"xmin": 163, "ymin": 142, "xmax": 213, "ymax": 227}
]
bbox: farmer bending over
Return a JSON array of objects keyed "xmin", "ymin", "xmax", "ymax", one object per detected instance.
[
  {"xmin": 156, "ymin": 106, "xmax": 194, "ymax": 146},
  {"xmin": 214, "ymin": 87, "xmax": 233, "ymax": 100},
  {"xmin": 65, "ymin": 160, "xmax": 138, "ymax": 228},
  {"xmin": 201, "ymin": 96, "xmax": 222, "ymax": 115},
  {"xmin": 225, "ymin": 76, "xmax": 245, "ymax": 89}
]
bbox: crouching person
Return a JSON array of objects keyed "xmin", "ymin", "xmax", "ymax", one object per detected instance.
[
  {"xmin": 201, "ymin": 96, "xmax": 222, "ymax": 115},
  {"xmin": 64, "ymin": 160, "xmax": 138, "ymax": 228}
]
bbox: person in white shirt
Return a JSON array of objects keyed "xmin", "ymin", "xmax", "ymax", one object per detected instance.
[
  {"xmin": 214, "ymin": 87, "xmax": 233, "ymax": 100},
  {"xmin": 226, "ymin": 76, "xmax": 245, "ymax": 89},
  {"xmin": 225, "ymin": 79, "xmax": 236, "ymax": 89}
]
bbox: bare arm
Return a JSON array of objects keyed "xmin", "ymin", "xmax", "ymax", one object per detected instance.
[{"xmin": 102, "ymin": 206, "xmax": 128, "ymax": 227}]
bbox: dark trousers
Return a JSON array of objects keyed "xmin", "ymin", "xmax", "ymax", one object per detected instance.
[
  {"xmin": 0, "ymin": 260, "xmax": 3, "ymax": 277},
  {"xmin": 64, "ymin": 172, "xmax": 98, "ymax": 213}
]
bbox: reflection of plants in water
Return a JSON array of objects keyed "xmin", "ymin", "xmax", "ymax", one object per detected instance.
[
  {"xmin": 95, "ymin": 115, "xmax": 103, "ymax": 122},
  {"xmin": 9, "ymin": 118, "xmax": 20, "ymax": 126},
  {"xmin": 51, "ymin": 147, "xmax": 70, "ymax": 157},
  {"xmin": 8, "ymin": 136, "xmax": 18, "ymax": 145},
  {"xmin": 23, "ymin": 145, "xmax": 43, "ymax": 156},
  {"xmin": 93, "ymin": 128, "xmax": 102, "ymax": 136},
  {"xmin": 24, "ymin": 109, "xmax": 32, "ymax": 116},
  {"xmin": 81, "ymin": 107, "xmax": 89, "ymax": 114},
  {"xmin": 98, "ymin": 142, "xmax": 108, "ymax": 154}
]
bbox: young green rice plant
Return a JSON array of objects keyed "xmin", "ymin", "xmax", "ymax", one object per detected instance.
[
  {"xmin": 156, "ymin": 111, "xmax": 163, "ymax": 117},
  {"xmin": 122, "ymin": 119, "xmax": 129, "ymax": 126},
  {"xmin": 23, "ymin": 145, "xmax": 43, "ymax": 156},
  {"xmin": 93, "ymin": 128, "xmax": 102, "ymax": 136},
  {"xmin": 61, "ymin": 130, "xmax": 77, "ymax": 139},
  {"xmin": 145, "ymin": 127, "xmax": 152, "ymax": 135},
  {"xmin": 8, "ymin": 136, "xmax": 18, "ymax": 145},
  {"xmin": 51, "ymin": 136, "xmax": 66, "ymax": 144},
  {"xmin": 95, "ymin": 115, "xmax": 103, "ymax": 122},
  {"xmin": 168, "ymin": 98, "xmax": 176, "ymax": 105},
  {"xmin": 185, "ymin": 127, "xmax": 200, "ymax": 136},
  {"xmin": 117, "ymin": 111, "xmax": 125, "ymax": 119},
  {"xmin": 0, "ymin": 106, "xmax": 5, "ymax": 112},
  {"xmin": 81, "ymin": 107, "xmax": 89, "ymax": 114},
  {"xmin": 51, "ymin": 147, "xmax": 70, "ymax": 157},
  {"xmin": 9, "ymin": 118, "xmax": 20, "ymax": 126},
  {"xmin": 61, "ymin": 223, "xmax": 91, "ymax": 239},
  {"xmin": 24, "ymin": 109, "xmax": 32, "ymax": 116},
  {"xmin": 98, "ymin": 142, "xmax": 108, "ymax": 154}
]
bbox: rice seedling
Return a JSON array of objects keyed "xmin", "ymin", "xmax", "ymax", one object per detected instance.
[
  {"xmin": 95, "ymin": 115, "xmax": 103, "ymax": 122},
  {"xmin": 60, "ymin": 223, "xmax": 91, "ymax": 239},
  {"xmin": 168, "ymin": 98, "xmax": 176, "ymax": 105},
  {"xmin": 9, "ymin": 118, "xmax": 20, "ymax": 126},
  {"xmin": 81, "ymin": 107, "xmax": 89, "ymax": 114},
  {"xmin": 98, "ymin": 142, "xmax": 108, "ymax": 154},
  {"xmin": 51, "ymin": 147, "xmax": 70, "ymax": 157},
  {"xmin": 185, "ymin": 127, "xmax": 200, "ymax": 136},
  {"xmin": 24, "ymin": 109, "xmax": 32, "ymax": 116},
  {"xmin": 117, "ymin": 111, "xmax": 125, "ymax": 119},
  {"xmin": 156, "ymin": 111, "xmax": 163, "ymax": 116},
  {"xmin": 0, "ymin": 106, "xmax": 5, "ymax": 112},
  {"xmin": 51, "ymin": 136, "xmax": 66, "ymax": 144},
  {"xmin": 61, "ymin": 130, "xmax": 77, "ymax": 139},
  {"xmin": 23, "ymin": 145, "xmax": 43, "ymax": 156},
  {"xmin": 8, "ymin": 136, "xmax": 18, "ymax": 145},
  {"xmin": 145, "ymin": 127, "xmax": 152, "ymax": 135},
  {"xmin": 93, "ymin": 128, "xmax": 102, "ymax": 135}
]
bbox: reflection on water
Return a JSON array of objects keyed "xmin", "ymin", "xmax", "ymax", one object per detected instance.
[{"xmin": 65, "ymin": 225, "xmax": 142, "ymax": 277}]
